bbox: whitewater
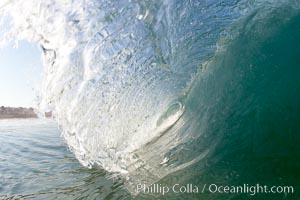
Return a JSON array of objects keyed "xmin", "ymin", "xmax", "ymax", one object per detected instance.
[{"xmin": 1, "ymin": 0, "xmax": 300, "ymax": 197}]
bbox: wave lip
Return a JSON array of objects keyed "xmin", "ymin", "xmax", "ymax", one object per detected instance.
[{"xmin": 1, "ymin": 0, "xmax": 299, "ymax": 195}]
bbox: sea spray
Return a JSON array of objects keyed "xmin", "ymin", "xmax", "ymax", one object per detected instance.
[{"xmin": 1, "ymin": 0, "xmax": 299, "ymax": 195}]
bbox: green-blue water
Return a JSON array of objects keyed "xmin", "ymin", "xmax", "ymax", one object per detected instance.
[
  {"xmin": 1, "ymin": 0, "xmax": 300, "ymax": 199},
  {"xmin": 0, "ymin": 115, "xmax": 299, "ymax": 199},
  {"xmin": 0, "ymin": 119, "xmax": 129, "ymax": 199}
]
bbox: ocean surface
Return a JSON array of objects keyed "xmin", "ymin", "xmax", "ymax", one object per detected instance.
[
  {"xmin": 1, "ymin": 0, "xmax": 300, "ymax": 199},
  {"xmin": 0, "ymin": 119, "xmax": 130, "ymax": 200},
  {"xmin": 0, "ymin": 119, "xmax": 299, "ymax": 199}
]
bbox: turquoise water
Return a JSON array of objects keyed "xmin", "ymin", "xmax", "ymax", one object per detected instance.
[
  {"xmin": 1, "ymin": 0, "xmax": 300, "ymax": 199},
  {"xmin": 0, "ymin": 119, "xmax": 129, "ymax": 199},
  {"xmin": 0, "ymin": 118, "xmax": 299, "ymax": 199}
]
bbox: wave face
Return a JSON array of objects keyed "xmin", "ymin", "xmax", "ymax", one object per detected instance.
[{"xmin": 1, "ymin": 0, "xmax": 300, "ymax": 195}]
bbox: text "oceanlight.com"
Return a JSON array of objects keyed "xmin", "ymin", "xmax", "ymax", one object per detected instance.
[{"xmin": 136, "ymin": 183, "xmax": 294, "ymax": 196}]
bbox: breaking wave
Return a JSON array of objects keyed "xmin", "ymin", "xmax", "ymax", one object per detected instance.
[{"xmin": 1, "ymin": 0, "xmax": 300, "ymax": 195}]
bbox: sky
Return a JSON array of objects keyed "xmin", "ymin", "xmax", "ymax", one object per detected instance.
[{"xmin": 0, "ymin": 40, "xmax": 43, "ymax": 108}]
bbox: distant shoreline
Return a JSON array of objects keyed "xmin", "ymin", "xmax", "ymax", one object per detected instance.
[{"xmin": 0, "ymin": 106, "xmax": 52, "ymax": 119}]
